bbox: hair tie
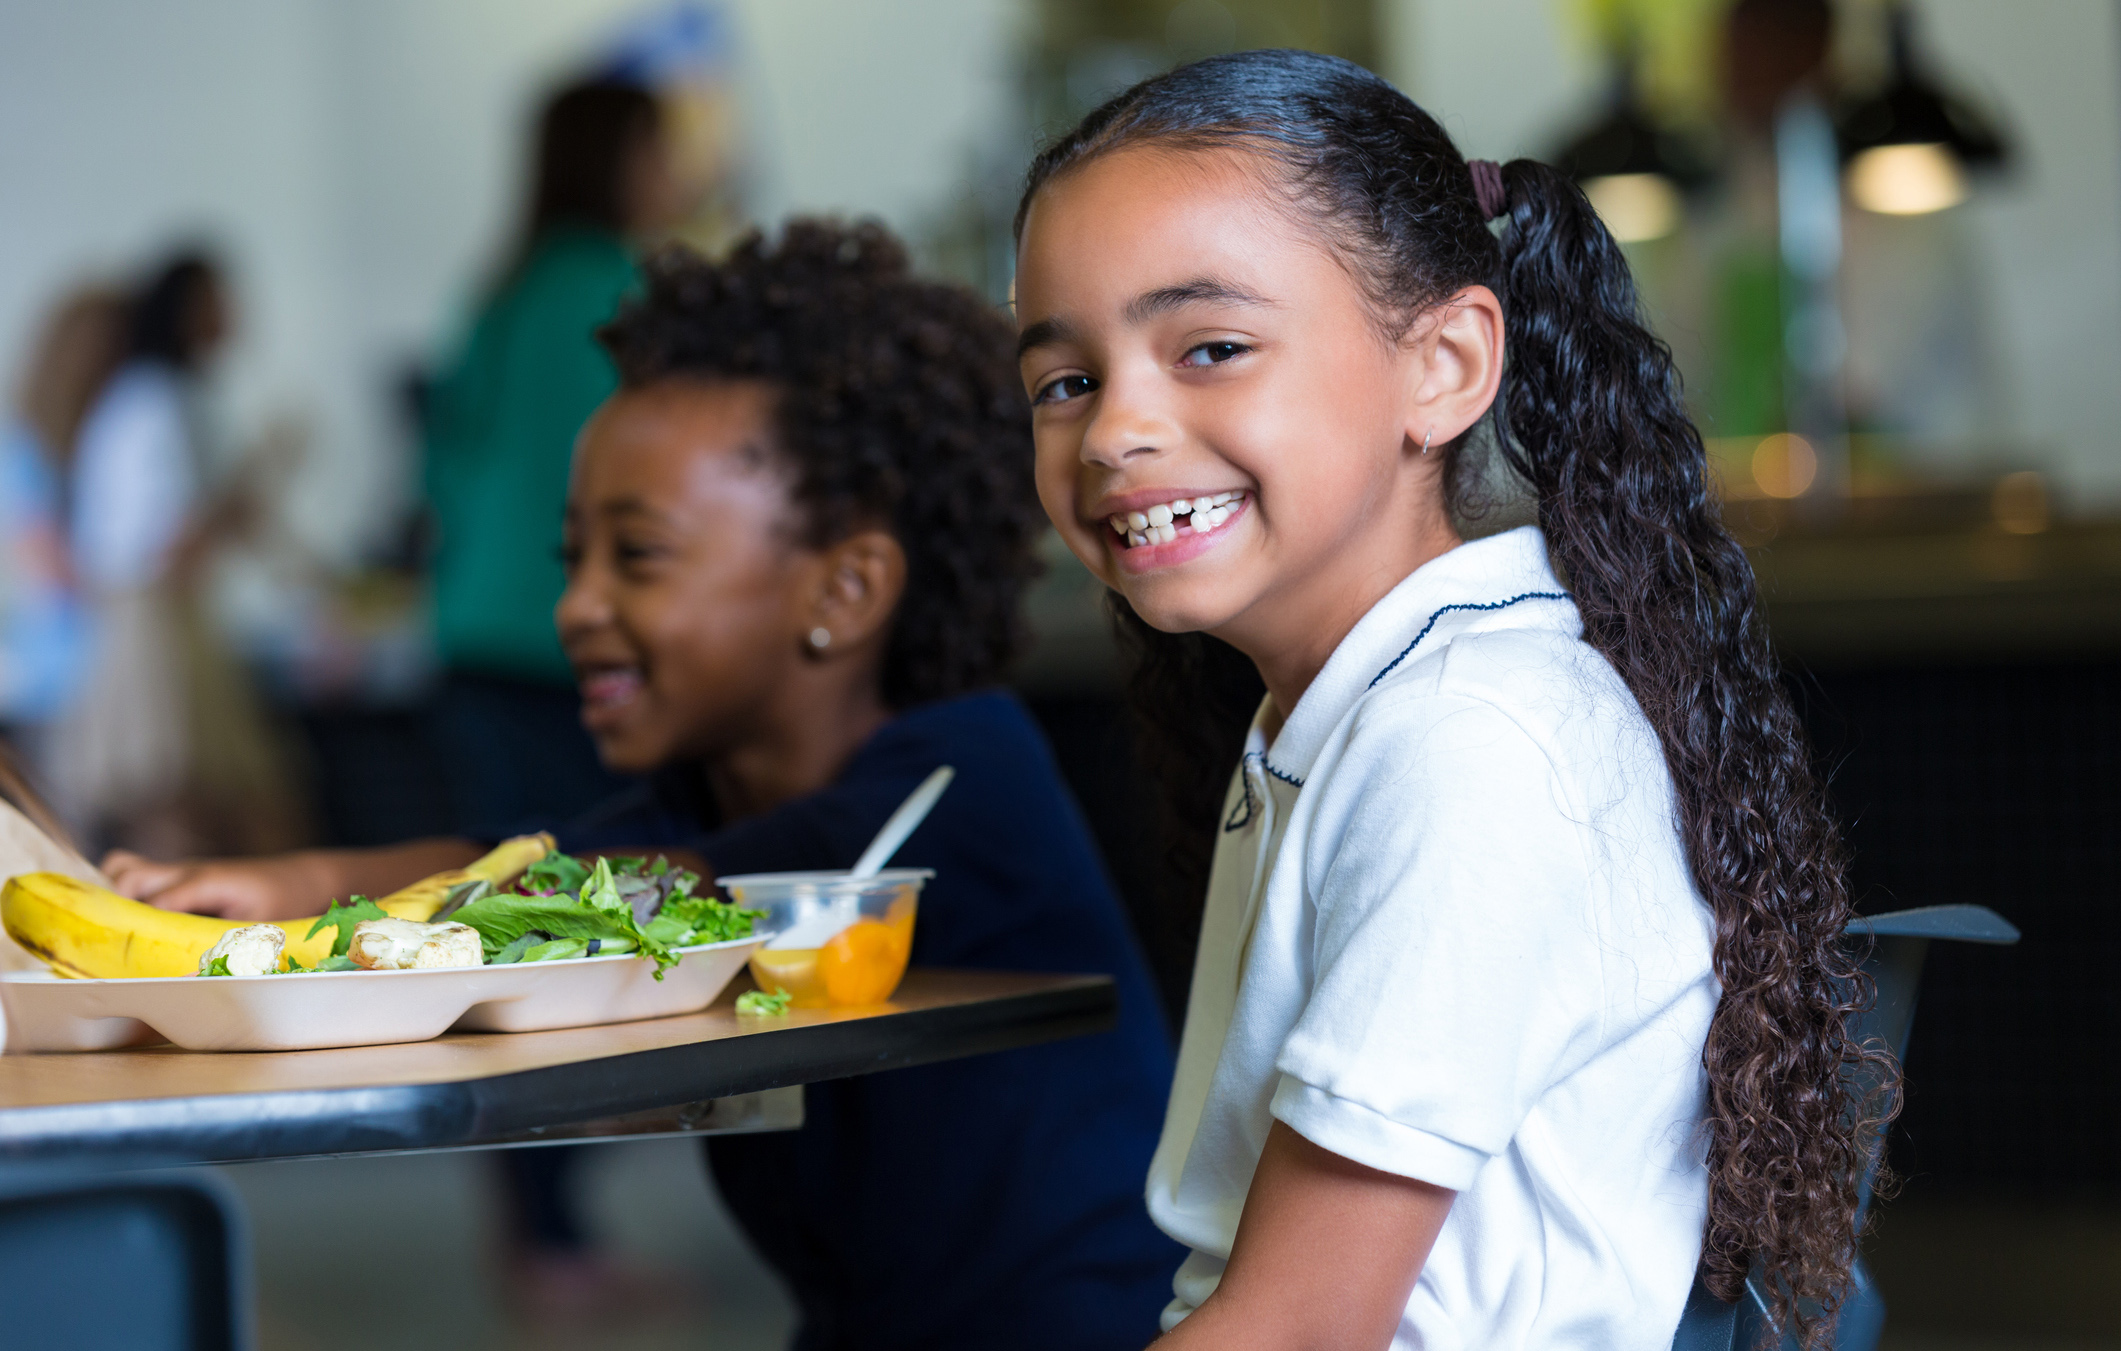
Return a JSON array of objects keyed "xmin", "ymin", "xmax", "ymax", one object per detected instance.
[{"xmin": 1468, "ymin": 159, "xmax": 1507, "ymax": 220}]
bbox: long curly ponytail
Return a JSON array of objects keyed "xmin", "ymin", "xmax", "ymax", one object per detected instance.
[{"xmin": 1018, "ymin": 48, "xmax": 1897, "ymax": 1345}]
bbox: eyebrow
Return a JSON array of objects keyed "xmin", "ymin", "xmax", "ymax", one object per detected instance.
[
  {"xmin": 599, "ymin": 496, "xmax": 666, "ymax": 522},
  {"xmin": 1016, "ymin": 315, "xmax": 1078, "ymax": 359},
  {"xmin": 1016, "ymin": 276, "xmax": 1277, "ymax": 360},
  {"xmin": 1124, "ymin": 277, "xmax": 1275, "ymax": 324}
]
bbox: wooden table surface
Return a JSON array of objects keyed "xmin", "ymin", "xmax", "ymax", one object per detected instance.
[{"xmin": 0, "ymin": 968, "xmax": 1114, "ymax": 1165}]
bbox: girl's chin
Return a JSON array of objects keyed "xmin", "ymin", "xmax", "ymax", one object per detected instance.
[
  {"xmin": 586, "ymin": 734, "xmax": 658, "ymax": 777},
  {"xmin": 580, "ymin": 710, "xmax": 661, "ymax": 774},
  {"xmin": 1109, "ymin": 576, "xmax": 1249, "ymax": 638}
]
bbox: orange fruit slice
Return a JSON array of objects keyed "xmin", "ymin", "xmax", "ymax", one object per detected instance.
[{"xmin": 816, "ymin": 918, "xmax": 909, "ymax": 1005}]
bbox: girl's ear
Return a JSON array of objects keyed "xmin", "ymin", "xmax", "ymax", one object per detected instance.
[
  {"xmin": 801, "ymin": 528, "xmax": 907, "ymax": 658},
  {"xmin": 1404, "ymin": 284, "xmax": 1504, "ymax": 453}
]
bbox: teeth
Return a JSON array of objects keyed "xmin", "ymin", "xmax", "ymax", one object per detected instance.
[{"xmin": 1109, "ymin": 493, "xmax": 1247, "ymax": 547}]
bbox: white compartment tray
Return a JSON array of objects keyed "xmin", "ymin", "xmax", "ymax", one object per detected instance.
[{"xmin": 0, "ymin": 936, "xmax": 765, "ymax": 1053}]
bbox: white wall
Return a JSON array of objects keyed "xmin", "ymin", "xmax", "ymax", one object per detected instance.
[
  {"xmin": 0, "ymin": 0, "xmax": 1023, "ymax": 560},
  {"xmin": 1382, "ymin": 0, "xmax": 2121, "ymax": 509},
  {"xmin": 1381, "ymin": 0, "xmax": 1607, "ymax": 166}
]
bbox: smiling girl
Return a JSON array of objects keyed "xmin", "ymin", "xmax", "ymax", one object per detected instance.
[
  {"xmin": 1012, "ymin": 51, "xmax": 1891, "ymax": 1351},
  {"xmin": 109, "ymin": 220, "xmax": 1182, "ymax": 1349}
]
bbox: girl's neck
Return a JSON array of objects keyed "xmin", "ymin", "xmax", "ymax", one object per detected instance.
[
  {"xmin": 1232, "ymin": 511, "xmax": 1462, "ymax": 726},
  {"xmin": 704, "ymin": 676, "xmax": 895, "ymax": 823}
]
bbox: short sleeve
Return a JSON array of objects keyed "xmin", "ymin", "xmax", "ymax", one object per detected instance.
[{"xmin": 1270, "ymin": 694, "xmax": 1608, "ymax": 1190}]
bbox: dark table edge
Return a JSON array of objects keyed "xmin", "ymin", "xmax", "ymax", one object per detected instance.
[{"xmin": 0, "ymin": 973, "xmax": 1117, "ymax": 1166}]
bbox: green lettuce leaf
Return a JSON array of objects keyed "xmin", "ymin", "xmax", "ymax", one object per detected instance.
[
  {"xmin": 517, "ymin": 852, "xmax": 591, "ymax": 897},
  {"xmin": 305, "ymin": 896, "xmax": 388, "ymax": 958},
  {"xmin": 642, "ymin": 891, "xmax": 761, "ymax": 947},
  {"xmin": 735, "ymin": 988, "xmax": 792, "ymax": 1016},
  {"xmin": 451, "ymin": 889, "xmax": 677, "ymax": 976},
  {"xmin": 201, "ymin": 954, "xmax": 232, "ymax": 977},
  {"xmin": 489, "ymin": 931, "xmax": 548, "ymax": 965},
  {"xmin": 523, "ymin": 937, "xmax": 589, "ymax": 963}
]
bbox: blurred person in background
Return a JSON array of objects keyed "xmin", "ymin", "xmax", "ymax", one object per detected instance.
[
  {"xmin": 48, "ymin": 251, "xmax": 304, "ymax": 860},
  {"xmin": 420, "ymin": 75, "xmax": 693, "ymax": 1317},
  {"xmin": 52, "ymin": 254, "xmax": 223, "ymax": 854},
  {"xmin": 423, "ymin": 77, "xmax": 689, "ymax": 835},
  {"xmin": 0, "ymin": 288, "xmax": 120, "ymax": 754}
]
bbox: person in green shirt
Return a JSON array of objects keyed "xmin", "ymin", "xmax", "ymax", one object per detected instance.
[
  {"xmin": 424, "ymin": 79, "xmax": 686, "ymax": 834},
  {"xmin": 421, "ymin": 77, "xmax": 694, "ymax": 1317}
]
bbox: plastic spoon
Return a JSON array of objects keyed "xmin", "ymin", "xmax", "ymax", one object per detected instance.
[{"xmin": 849, "ymin": 766, "xmax": 955, "ymax": 877}]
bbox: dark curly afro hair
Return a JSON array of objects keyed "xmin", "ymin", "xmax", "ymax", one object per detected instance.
[{"xmin": 598, "ymin": 219, "xmax": 1041, "ymax": 709}]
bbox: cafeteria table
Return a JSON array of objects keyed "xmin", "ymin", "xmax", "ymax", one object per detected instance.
[{"xmin": 0, "ymin": 969, "xmax": 1116, "ymax": 1164}]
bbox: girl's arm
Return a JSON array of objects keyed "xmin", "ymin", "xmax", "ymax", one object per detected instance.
[
  {"xmin": 104, "ymin": 839, "xmax": 485, "ymax": 922},
  {"xmin": 1156, "ymin": 1122, "xmax": 1454, "ymax": 1351}
]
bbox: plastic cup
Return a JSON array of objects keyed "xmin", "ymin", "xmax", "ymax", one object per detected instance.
[{"xmin": 718, "ymin": 869, "xmax": 929, "ymax": 1008}]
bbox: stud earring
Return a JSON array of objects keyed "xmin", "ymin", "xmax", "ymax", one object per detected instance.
[
  {"xmin": 808, "ymin": 626, "xmax": 832, "ymax": 652},
  {"xmin": 1421, "ymin": 428, "xmax": 1435, "ymax": 456}
]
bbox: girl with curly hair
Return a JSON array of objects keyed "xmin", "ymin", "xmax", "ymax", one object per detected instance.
[
  {"xmin": 1012, "ymin": 50, "xmax": 1892, "ymax": 1350},
  {"xmin": 112, "ymin": 219, "xmax": 1181, "ymax": 1348}
]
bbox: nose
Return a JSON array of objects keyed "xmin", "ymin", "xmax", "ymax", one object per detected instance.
[
  {"xmin": 1079, "ymin": 369, "xmax": 1178, "ymax": 470},
  {"xmin": 553, "ymin": 552, "xmax": 610, "ymax": 649}
]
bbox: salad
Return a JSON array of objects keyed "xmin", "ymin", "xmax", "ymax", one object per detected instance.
[{"xmin": 196, "ymin": 853, "xmax": 762, "ymax": 979}]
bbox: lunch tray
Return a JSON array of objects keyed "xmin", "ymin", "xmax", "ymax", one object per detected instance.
[{"xmin": 0, "ymin": 936, "xmax": 763, "ymax": 1052}]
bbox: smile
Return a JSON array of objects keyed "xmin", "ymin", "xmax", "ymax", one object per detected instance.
[
  {"xmin": 1106, "ymin": 492, "xmax": 1247, "ymax": 548},
  {"xmin": 578, "ymin": 666, "xmax": 645, "ymax": 714}
]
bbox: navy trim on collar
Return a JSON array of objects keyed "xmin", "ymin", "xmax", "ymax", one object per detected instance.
[{"xmin": 1366, "ymin": 591, "xmax": 1572, "ymax": 691}]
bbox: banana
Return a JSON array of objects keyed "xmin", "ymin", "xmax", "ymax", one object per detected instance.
[{"xmin": 0, "ymin": 834, "xmax": 553, "ymax": 980}]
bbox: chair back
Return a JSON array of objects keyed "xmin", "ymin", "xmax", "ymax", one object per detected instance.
[{"xmin": 1672, "ymin": 904, "xmax": 2018, "ymax": 1351}]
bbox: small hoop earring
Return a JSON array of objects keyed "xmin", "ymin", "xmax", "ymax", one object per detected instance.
[
  {"xmin": 1421, "ymin": 428, "xmax": 1434, "ymax": 456},
  {"xmin": 808, "ymin": 627, "xmax": 832, "ymax": 652}
]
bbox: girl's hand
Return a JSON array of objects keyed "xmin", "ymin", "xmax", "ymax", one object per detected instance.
[
  {"xmin": 102, "ymin": 850, "xmax": 332, "ymax": 922},
  {"xmin": 103, "ymin": 839, "xmax": 488, "ymax": 923},
  {"xmin": 1155, "ymin": 1122, "xmax": 1454, "ymax": 1351}
]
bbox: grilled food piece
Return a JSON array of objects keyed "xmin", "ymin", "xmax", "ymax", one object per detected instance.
[
  {"xmin": 197, "ymin": 924, "xmax": 287, "ymax": 976},
  {"xmin": 347, "ymin": 918, "xmax": 483, "ymax": 971}
]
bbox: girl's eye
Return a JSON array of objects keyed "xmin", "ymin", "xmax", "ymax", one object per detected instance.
[
  {"xmin": 1035, "ymin": 374, "xmax": 1098, "ymax": 405},
  {"xmin": 1179, "ymin": 341, "xmax": 1250, "ymax": 368},
  {"xmin": 609, "ymin": 535, "xmax": 671, "ymax": 572},
  {"xmin": 557, "ymin": 541, "xmax": 583, "ymax": 570}
]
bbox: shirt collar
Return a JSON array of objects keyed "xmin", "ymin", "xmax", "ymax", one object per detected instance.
[{"xmin": 1261, "ymin": 526, "xmax": 1573, "ymax": 785}]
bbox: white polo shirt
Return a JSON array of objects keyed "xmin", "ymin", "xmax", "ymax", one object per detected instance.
[{"xmin": 1147, "ymin": 525, "xmax": 1716, "ymax": 1351}]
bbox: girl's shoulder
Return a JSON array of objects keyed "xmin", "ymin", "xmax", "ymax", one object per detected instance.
[{"xmin": 1333, "ymin": 614, "xmax": 1667, "ymax": 817}]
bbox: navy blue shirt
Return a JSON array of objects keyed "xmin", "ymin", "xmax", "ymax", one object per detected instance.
[{"xmin": 562, "ymin": 691, "xmax": 1181, "ymax": 1350}]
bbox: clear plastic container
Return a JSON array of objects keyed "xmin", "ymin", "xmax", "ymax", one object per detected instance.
[{"xmin": 718, "ymin": 869, "xmax": 930, "ymax": 1008}]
